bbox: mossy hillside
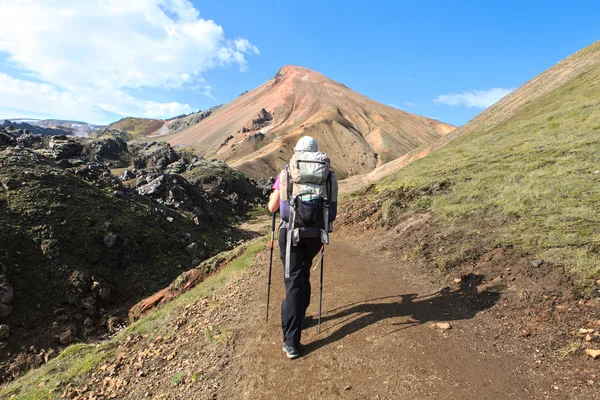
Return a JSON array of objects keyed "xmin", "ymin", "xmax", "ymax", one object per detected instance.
[
  {"xmin": 103, "ymin": 117, "xmax": 165, "ymax": 139},
  {"xmin": 0, "ymin": 148, "xmax": 234, "ymax": 356},
  {"xmin": 362, "ymin": 62, "xmax": 600, "ymax": 288},
  {"xmin": 0, "ymin": 237, "xmax": 266, "ymax": 400}
]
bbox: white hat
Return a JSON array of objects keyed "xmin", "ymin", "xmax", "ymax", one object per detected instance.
[{"xmin": 294, "ymin": 136, "xmax": 318, "ymax": 152}]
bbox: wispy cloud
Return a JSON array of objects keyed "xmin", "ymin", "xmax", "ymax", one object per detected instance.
[
  {"xmin": 434, "ymin": 88, "xmax": 514, "ymax": 108},
  {"xmin": 202, "ymin": 85, "xmax": 216, "ymax": 100},
  {"xmin": 0, "ymin": 0, "xmax": 259, "ymax": 123}
]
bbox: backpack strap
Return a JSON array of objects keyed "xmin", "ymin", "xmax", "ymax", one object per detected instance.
[
  {"xmin": 326, "ymin": 171, "xmax": 332, "ymax": 202},
  {"xmin": 286, "ymin": 165, "xmax": 292, "ymax": 201}
]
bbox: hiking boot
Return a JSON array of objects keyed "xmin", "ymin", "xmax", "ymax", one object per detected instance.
[{"xmin": 282, "ymin": 343, "xmax": 300, "ymax": 359}]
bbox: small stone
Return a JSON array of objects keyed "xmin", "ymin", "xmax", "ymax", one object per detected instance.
[
  {"xmin": 586, "ymin": 334, "xmax": 592, "ymax": 342},
  {"xmin": 0, "ymin": 324, "xmax": 9, "ymax": 340},
  {"xmin": 59, "ymin": 326, "xmax": 77, "ymax": 345},
  {"xmin": 344, "ymin": 385, "xmax": 352, "ymax": 391},
  {"xmin": 585, "ymin": 349, "xmax": 600, "ymax": 359},
  {"xmin": 580, "ymin": 328, "xmax": 590, "ymax": 334},
  {"xmin": 167, "ymin": 216, "xmax": 174, "ymax": 223},
  {"xmin": 531, "ymin": 259, "xmax": 543, "ymax": 267},
  {"xmin": 104, "ymin": 232, "xmax": 118, "ymax": 248},
  {"xmin": 588, "ymin": 380, "xmax": 595, "ymax": 385},
  {"xmin": 107, "ymin": 317, "xmax": 121, "ymax": 334},
  {"xmin": 453, "ymin": 278, "xmax": 462, "ymax": 284},
  {"xmin": 435, "ymin": 322, "xmax": 452, "ymax": 330},
  {"xmin": 521, "ymin": 329, "xmax": 531, "ymax": 337}
]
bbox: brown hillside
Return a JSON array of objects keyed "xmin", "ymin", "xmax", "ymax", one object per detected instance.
[{"xmin": 165, "ymin": 66, "xmax": 455, "ymax": 179}]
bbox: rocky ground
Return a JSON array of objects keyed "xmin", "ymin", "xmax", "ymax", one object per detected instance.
[{"xmin": 0, "ymin": 125, "xmax": 266, "ymax": 381}]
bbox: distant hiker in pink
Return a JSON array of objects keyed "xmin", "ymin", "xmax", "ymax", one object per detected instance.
[{"xmin": 268, "ymin": 136, "xmax": 338, "ymax": 359}]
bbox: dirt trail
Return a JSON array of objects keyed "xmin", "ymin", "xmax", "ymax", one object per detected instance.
[{"xmin": 220, "ymin": 228, "xmax": 571, "ymax": 400}]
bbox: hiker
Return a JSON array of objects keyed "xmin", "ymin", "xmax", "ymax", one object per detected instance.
[{"xmin": 268, "ymin": 136, "xmax": 338, "ymax": 359}]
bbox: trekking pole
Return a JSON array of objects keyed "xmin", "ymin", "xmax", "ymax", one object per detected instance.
[
  {"xmin": 266, "ymin": 212, "xmax": 277, "ymax": 322},
  {"xmin": 318, "ymin": 244, "xmax": 325, "ymax": 333}
]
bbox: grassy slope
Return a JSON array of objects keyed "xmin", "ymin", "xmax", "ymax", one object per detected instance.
[
  {"xmin": 104, "ymin": 118, "xmax": 165, "ymax": 139},
  {"xmin": 364, "ymin": 61, "xmax": 600, "ymax": 288},
  {"xmin": 0, "ymin": 237, "xmax": 266, "ymax": 399}
]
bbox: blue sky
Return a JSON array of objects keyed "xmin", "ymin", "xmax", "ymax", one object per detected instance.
[{"xmin": 0, "ymin": 0, "xmax": 598, "ymax": 126}]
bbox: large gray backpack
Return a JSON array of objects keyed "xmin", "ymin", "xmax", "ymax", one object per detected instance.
[{"xmin": 279, "ymin": 151, "xmax": 338, "ymax": 277}]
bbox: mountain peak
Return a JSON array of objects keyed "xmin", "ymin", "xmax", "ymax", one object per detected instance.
[{"xmin": 166, "ymin": 66, "xmax": 455, "ymax": 179}]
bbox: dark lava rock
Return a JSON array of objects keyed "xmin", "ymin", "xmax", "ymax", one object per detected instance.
[
  {"xmin": 121, "ymin": 169, "xmax": 136, "ymax": 180},
  {"xmin": 49, "ymin": 136, "xmax": 84, "ymax": 160},
  {"xmin": 82, "ymin": 137, "xmax": 129, "ymax": 167},
  {"xmin": 16, "ymin": 133, "xmax": 43, "ymax": 149},
  {"xmin": 0, "ymin": 131, "xmax": 15, "ymax": 148},
  {"xmin": 167, "ymin": 107, "xmax": 217, "ymax": 134},
  {"xmin": 248, "ymin": 108, "xmax": 272, "ymax": 131},
  {"xmin": 132, "ymin": 141, "xmax": 179, "ymax": 170},
  {"xmin": 136, "ymin": 174, "xmax": 206, "ymax": 211}
]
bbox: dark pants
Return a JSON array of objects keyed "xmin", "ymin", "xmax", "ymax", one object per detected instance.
[{"xmin": 279, "ymin": 227, "xmax": 322, "ymax": 347}]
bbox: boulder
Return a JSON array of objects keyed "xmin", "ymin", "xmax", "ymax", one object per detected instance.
[
  {"xmin": 0, "ymin": 131, "xmax": 16, "ymax": 148},
  {"xmin": 16, "ymin": 133, "xmax": 43, "ymax": 149},
  {"xmin": 0, "ymin": 284, "xmax": 13, "ymax": 304},
  {"xmin": 246, "ymin": 108, "xmax": 272, "ymax": 131},
  {"xmin": 49, "ymin": 137, "xmax": 84, "ymax": 160},
  {"xmin": 121, "ymin": 169, "xmax": 136, "ymax": 180},
  {"xmin": 134, "ymin": 141, "xmax": 179, "ymax": 170},
  {"xmin": 165, "ymin": 159, "xmax": 188, "ymax": 174},
  {"xmin": 136, "ymin": 174, "xmax": 205, "ymax": 211}
]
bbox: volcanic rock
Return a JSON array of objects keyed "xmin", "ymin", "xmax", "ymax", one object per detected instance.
[
  {"xmin": 0, "ymin": 324, "xmax": 9, "ymax": 340},
  {"xmin": 49, "ymin": 136, "xmax": 84, "ymax": 160}
]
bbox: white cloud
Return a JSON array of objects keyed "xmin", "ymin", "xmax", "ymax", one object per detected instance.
[
  {"xmin": 0, "ymin": 0, "xmax": 258, "ymax": 123},
  {"xmin": 434, "ymin": 88, "xmax": 514, "ymax": 108},
  {"xmin": 202, "ymin": 85, "xmax": 216, "ymax": 100}
]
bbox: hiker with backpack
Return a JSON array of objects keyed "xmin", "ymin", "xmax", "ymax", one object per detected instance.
[{"xmin": 267, "ymin": 136, "xmax": 338, "ymax": 359}]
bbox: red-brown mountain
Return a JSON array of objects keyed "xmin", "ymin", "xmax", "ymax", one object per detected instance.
[{"xmin": 165, "ymin": 66, "xmax": 455, "ymax": 179}]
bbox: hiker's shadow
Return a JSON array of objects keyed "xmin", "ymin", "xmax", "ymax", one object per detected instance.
[{"xmin": 304, "ymin": 273, "xmax": 500, "ymax": 354}]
